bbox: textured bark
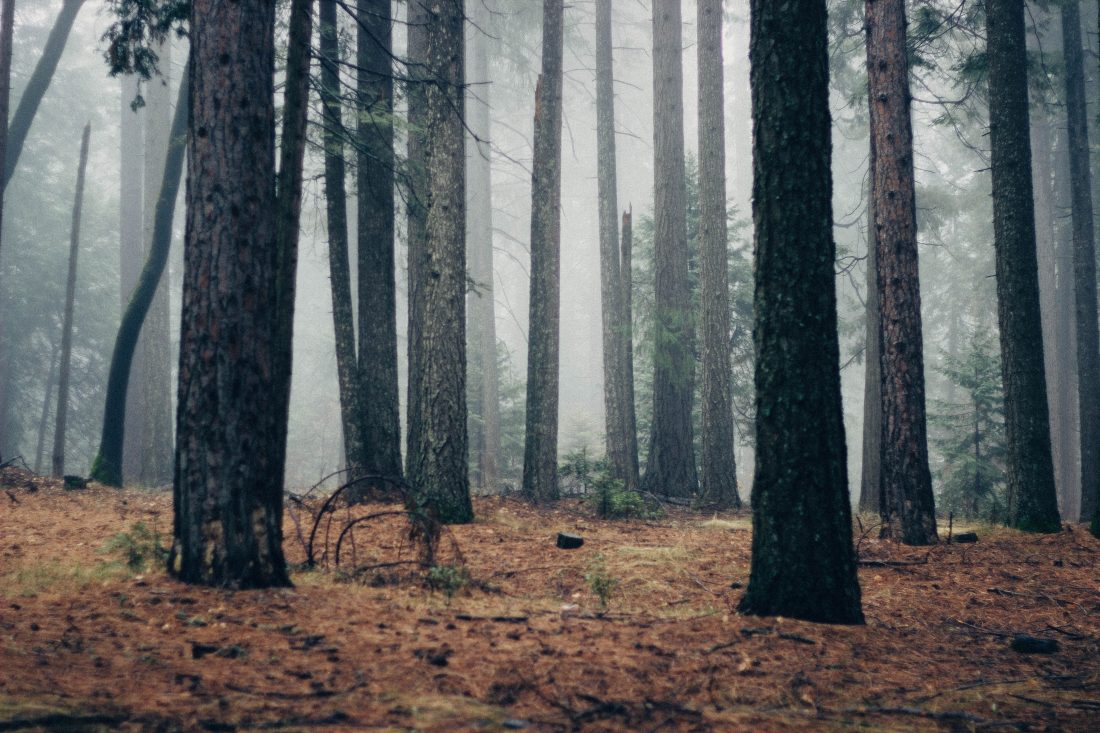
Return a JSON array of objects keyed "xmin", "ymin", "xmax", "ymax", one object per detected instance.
[
  {"xmin": 3, "ymin": 0, "xmax": 85, "ymax": 186},
  {"xmin": 356, "ymin": 0, "xmax": 403, "ymax": 495},
  {"xmin": 595, "ymin": 0, "xmax": 635, "ymax": 492},
  {"xmin": 697, "ymin": 0, "xmax": 739, "ymax": 509},
  {"xmin": 120, "ymin": 74, "xmax": 145, "ymax": 484},
  {"xmin": 52, "ymin": 123, "xmax": 90, "ymax": 478},
  {"xmin": 1060, "ymin": 1, "xmax": 1100, "ymax": 527},
  {"xmin": 737, "ymin": 0, "xmax": 864, "ymax": 624},
  {"xmin": 523, "ymin": 0, "xmax": 564, "ymax": 504},
  {"xmin": 319, "ymin": 0, "xmax": 365, "ymax": 486},
  {"xmin": 466, "ymin": 0, "xmax": 501, "ymax": 493},
  {"xmin": 642, "ymin": 0, "xmax": 697, "ymax": 498},
  {"xmin": 406, "ymin": 0, "xmax": 473, "ymax": 523},
  {"xmin": 858, "ymin": 230, "xmax": 882, "ymax": 514},
  {"xmin": 140, "ymin": 39, "xmax": 174, "ymax": 486},
  {"xmin": 866, "ymin": 0, "xmax": 937, "ymax": 545},
  {"xmin": 170, "ymin": 1, "xmax": 289, "ymax": 587},
  {"xmin": 0, "ymin": 0, "xmax": 12, "ymax": 461},
  {"xmin": 91, "ymin": 74, "xmax": 187, "ymax": 488},
  {"xmin": 620, "ymin": 208, "xmax": 640, "ymax": 479},
  {"xmin": 985, "ymin": 0, "xmax": 1061, "ymax": 533}
]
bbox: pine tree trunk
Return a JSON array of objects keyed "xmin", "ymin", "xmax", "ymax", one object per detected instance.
[
  {"xmin": 140, "ymin": 39, "xmax": 174, "ymax": 486},
  {"xmin": 90, "ymin": 71, "xmax": 187, "ymax": 488},
  {"xmin": 120, "ymin": 74, "xmax": 146, "ymax": 484},
  {"xmin": 737, "ymin": 0, "xmax": 863, "ymax": 625},
  {"xmin": 406, "ymin": 0, "xmax": 473, "ymax": 523},
  {"xmin": 697, "ymin": 0, "xmax": 739, "ymax": 509},
  {"xmin": 858, "ymin": 227, "xmax": 882, "ymax": 514},
  {"xmin": 170, "ymin": 1, "xmax": 289, "ymax": 587},
  {"xmin": 52, "ymin": 123, "xmax": 90, "ymax": 478},
  {"xmin": 866, "ymin": 0, "xmax": 937, "ymax": 545},
  {"xmin": 620, "ymin": 208, "xmax": 639, "ymax": 480},
  {"xmin": 35, "ymin": 336, "xmax": 60, "ymax": 474},
  {"xmin": 1059, "ymin": 1, "xmax": 1100, "ymax": 527},
  {"xmin": 0, "ymin": 0, "xmax": 14, "ymax": 461},
  {"xmin": 357, "ymin": 0, "xmax": 403, "ymax": 496},
  {"xmin": 985, "ymin": 0, "xmax": 1062, "ymax": 533},
  {"xmin": 595, "ymin": 0, "xmax": 633, "ymax": 491},
  {"xmin": 523, "ymin": 0, "xmax": 564, "ymax": 504},
  {"xmin": 466, "ymin": 0, "xmax": 501, "ymax": 494},
  {"xmin": 318, "ymin": 0, "xmax": 366, "ymax": 490},
  {"xmin": 642, "ymin": 0, "xmax": 697, "ymax": 498},
  {"xmin": 3, "ymin": 0, "xmax": 85, "ymax": 186}
]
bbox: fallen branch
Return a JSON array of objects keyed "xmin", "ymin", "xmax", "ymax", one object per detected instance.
[{"xmin": 858, "ymin": 556, "xmax": 928, "ymax": 568}]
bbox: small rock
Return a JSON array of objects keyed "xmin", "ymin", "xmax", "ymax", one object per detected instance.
[
  {"xmin": 556, "ymin": 532, "xmax": 583, "ymax": 549},
  {"xmin": 730, "ymin": 581, "xmax": 744, "ymax": 589},
  {"xmin": 503, "ymin": 720, "xmax": 529, "ymax": 730},
  {"xmin": 1010, "ymin": 635, "xmax": 1058, "ymax": 654}
]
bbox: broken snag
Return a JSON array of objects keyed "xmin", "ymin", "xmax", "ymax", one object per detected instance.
[{"xmin": 556, "ymin": 533, "xmax": 584, "ymax": 549}]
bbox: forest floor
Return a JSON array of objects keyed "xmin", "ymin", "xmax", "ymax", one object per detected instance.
[{"xmin": 0, "ymin": 467, "xmax": 1098, "ymax": 732}]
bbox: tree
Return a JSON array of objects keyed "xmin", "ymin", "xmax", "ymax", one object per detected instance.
[
  {"xmin": 595, "ymin": 0, "xmax": 637, "ymax": 492},
  {"xmin": 51, "ymin": 122, "xmax": 90, "ymax": 478},
  {"xmin": 0, "ymin": 0, "xmax": 11, "ymax": 462},
  {"xmin": 523, "ymin": 0, "xmax": 565, "ymax": 503},
  {"xmin": 1059, "ymin": 1, "xmax": 1100, "ymax": 529},
  {"xmin": 866, "ymin": 0, "xmax": 937, "ymax": 544},
  {"xmin": 406, "ymin": 0, "xmax": 473, "ymax": 523},
  {"xmin": 858, "ymin": 236, "xmax": 881, "ymax": 514},
  {"xmin": 642, "ymin": 0, "xmax": 697, "ymax": 499},
  {"xmin": 984, "ymin": 0, "xmax": 1061, "ymax": 533},
  {"xmin": 697, "ymin": 0, "xmax": 739, "ymax": 509},
  {"xmin": 737, "ymin": 0, "xmax": 863, "ymax": 624},
  {"xmin": 120, "ymin": 74, "xmax": 145, "ymax": 483},
  {"xmin": 90, "ymin": 70, "xmax": 187, "ymax": 488},
  {"xmin": 356, "ymin": 0, "xmax": 403, "ymax": 496},
  {"xmin": 620, "ymin": 207, "xmax": 639, "ymax": 476},
  {"xmin": 169, "ymin": 0, "xmax": 290, "ymax": 587},
  {"xmin": 466, "ymin": 0, "xmax": 502, "ymax": 494}
]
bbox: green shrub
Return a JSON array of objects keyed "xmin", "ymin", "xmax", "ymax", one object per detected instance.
[
  {"xmin": 585, "ymin": 554, "xmax": 618, "ymax": 610},
  {"xmin": 102, "ymin": 522, "xmax": 167, "ymax": 573},
  {"xmin": 426, "ymin": 564, "xmax": 469, "ymax": 602}
]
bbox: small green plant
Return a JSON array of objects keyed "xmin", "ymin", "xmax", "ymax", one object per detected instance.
[
  {"xmin": 560, "ymin": 449, "xmax": 662, "ymax": 519},
  {"xmin": 426, "ymin": 564, "xmax": 470, "ymax": 603},
  {"xmin": 585, "ymin": 554, "xmax": 619, "ymax": 611},
  {"xmin": 102, "ymin": 522, "xmax": 168, "ymax": 573}
]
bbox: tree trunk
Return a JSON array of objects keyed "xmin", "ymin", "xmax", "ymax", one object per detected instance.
[
  {"xmin": 523, "ymin": 0, "xmax": 564, "ymax": 504},
  {"xmin": 985, "ymin": 0, "xmax": 1062, "ymax": 533},
  {"xmin": 120, "ymin": 74, "xmax": 146, "ymax": 484},
  {"xmin": 466, "ymin": 0, "xmax": 501, "ymax": 494},
  {"xmin": 318, "ymin": 0, "xmax": 365, "ymax": 489},
  {"xmin": 865, "ymin": 0, "xmax": 937, "ymax": 545},
  {"xmin": 621, "ymin": 207, "xmax": 639, "ymax": 480},
  {"xmin": 140, "ymin": 39, "xmax": 174, "ymax": 486},
  {"xmin": 406, "ymin": 0, "xmax": 473, "ymax": 523},
  {"xmin": 697, "ymin": 0, "xmax": 739, "ymax": 509},
  {"xmin": 858, "ymin": 226, "xmax": 882, "ymax": 514},
  {"xmin": 737, "ymin": 0, "xmax": 864, "ymax": 624},
  {"xmin": 642, "ymin": 0, "xmax": 697, "ymax": 498},
  {"xmin": 52, "ymin": 122, "xmax": 90, "ymax": 478},
  {"xmin": 34, "ymin": 336, "xmax": 60, "ymax": 474},
  {"xmin": 356, "ymin": 0, "xmax": 403, "ymax": 497},
  {"xmin": 0, "ymin": 0, "xmax": 14, "ymax": 461},
  {"xmin": 1060, "ymin": 1, "xmax": 1100, "ymax": 528},
  {"xmin": 170, "ymin": 1, "xmax": 289, "ymax": 587},
  {"xmin": 90, "ymin": 72, "xmax": 188, "ymax": 488},
  {"xmin": 595, "ymin": 0, "xmax": 634, "ymax": 492},
  {"xmin": 3, "ymin": 0, "xmax": 86, "ymax": 186}
]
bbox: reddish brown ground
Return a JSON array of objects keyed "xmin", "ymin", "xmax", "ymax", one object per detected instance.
[{"xmin": 0, "ymin": 467, "xmax": 1098, "ymax": 732}]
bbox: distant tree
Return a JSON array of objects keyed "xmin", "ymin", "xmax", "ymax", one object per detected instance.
[
  {"xmin": 52, "ymin": 123, "xmax": 90, "ymax": 478},
  {"xmin": 985, "ymin": 0, "xmax": 1061, "ymax": 533},
  {"xmin": 697, "ymin": 0, "xmax": 738, "ymax": 509},
  {"xmin": 642, "ymin": 0, "xmax": 697, "ymax": 499},
  {"xmin": 620, "ymin": 207, "xmax": 639, "ymax": 478},
  {"xmin": 523, "ymin": 0, "xmax": 564, "ymax": 504},
  {"xmin": 169, "ymin": 0, "xmax": 290, "ymax": 586},
  {"xmin": 737, "ymin": 0, "xmax": 863, "ymax": 624},
  {"xmin": 405, "ymin": 0, "xmax": 473, "ymax": 523},
  {"xmin": 866, "ymin": 0, "xmax": 938, "ymax": 544},
  {"xmin": 858, "ymin": 236, "xmax": 881, "ymax": 515},
  {"xmin": 119, "ymin": 74, "xmax": 145, "ymax": 483}
]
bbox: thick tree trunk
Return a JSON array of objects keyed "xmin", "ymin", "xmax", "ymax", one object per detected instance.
[
  {"xmin": 737, "ymin": 0, "xmax": 864, "ymax": 624},
  {"xmin": 642, "ymin": 0, "xmax": 697, "ymax": 498},
  {"xmin": 318, "ymin": 0, "xmax": 365, "ymax": 488},
  {"xmin": 466, "ymin": 0, "xmax": 501, "ymax": 494},
  {"xmin": 3, "ymin": 0, "xmax": 85, "ymax": 186},
  {"xmin": 0, "ymin": 0, "xmax": 14, "ymax": 461},
  {"xmin": 140, "ymin": 39, "xmax": 174, "ymax": 486},
  {"xmin": 985, "ymin": 0, "xmax": 1062, "ymax": 533},
  {"xmin": 523, "ymin": 0, "xmax": 564, "ymax": 504},
  {"xmin": 621, "ymin": 208, "xmax": 639, "ymax": 479},
  {"xmin": 52, "ymin": 123, "xmax": 90, "ymax": 478},
  {"xmin": 406, "ymin": 0, "xmax": 473, "ymax": 523},
  {"xmin": 120, "ymin": 74, "xmax": 146, "ymax": 484},
  {"xmin": 697, "ymin": 0, "xmax": 739, "ymax": 509},
  {"xmin": 1060, "ymin": 1, "xmax": 1100, "ymax": 528},
  {"xmin": 357, "ymin": 0, "xmax": 403, "ymax": 496},
  {"xmin": 865, "ymin": 0, "xmax": 937, "ymax": 545},
  {"xmin": 858, "ymin": 229, "xmax": 882, "ymax": 514},
  {"xmin": 90, "ymin": 72, "xmax": 188, "ymax": 487},
  {"xmin": 595, "ymin": 0, "xmax": 634, "ymax": 492},
  {"xmin": 170, "ymin": 1, "xmax": 289, "ymax": 587}
]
